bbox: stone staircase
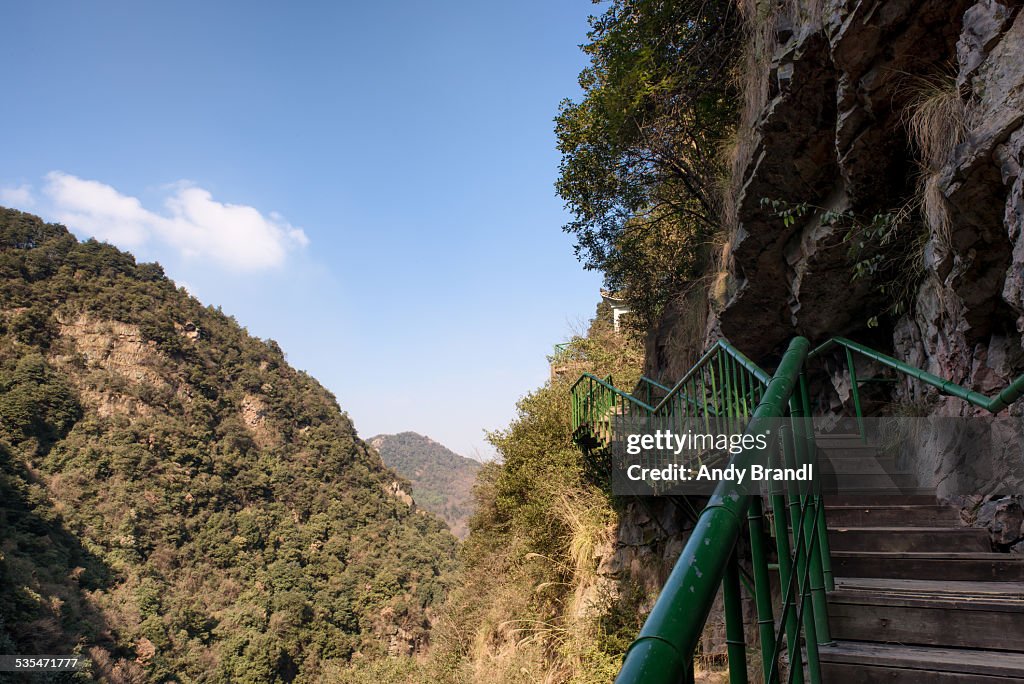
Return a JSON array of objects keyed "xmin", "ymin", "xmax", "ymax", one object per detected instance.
[{"xmin": 813, "ymin": 435, "xmax": 1024, "ymax": 682}]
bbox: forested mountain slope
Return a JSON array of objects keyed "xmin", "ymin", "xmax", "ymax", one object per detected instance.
[
  {"xmin": 0, "ymin": 207, "xmax": 458, "ymax": 682},
  {"xmin": 369, "ymin": 432, "xmax": 480, "ymax": 539}
]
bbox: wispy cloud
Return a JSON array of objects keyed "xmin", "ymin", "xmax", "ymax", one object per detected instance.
[
  {"xmin": 36, "ymin": 172, "xmax": 308, "ymax": 271},
  {"xmin": 0, "ymin": 184, "xmax": 35, "ymax": 209}
]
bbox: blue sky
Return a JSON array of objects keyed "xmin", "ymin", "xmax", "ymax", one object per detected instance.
[{"xmin": 1, "ymin": 1, "xmax": 604, "ymax": 459}]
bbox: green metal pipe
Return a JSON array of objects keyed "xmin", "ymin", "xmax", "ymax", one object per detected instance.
[
  {"xmin": 815, "ymin": 500, "xmax": 833, "ymax": 592},
  {"xmin": 699, "ymin": 370, "xmax": 712, "ymax": 434},
  {"xmin": 715, "ymin": 349, "xmax": 728, "ymax": 419},
  {"xmin": 571, "ymin": 373, "xmax": 656, "ymax": 412},
  {"xmin": 788, "ymin": 399, "xmax": 832, "ymax": 647},
  {"xmin": 640, "ymin": 376, "xmax": 673, "ymax": 393},
  {"xmin": 782, "ymin": 419, "xmax": 823, "ymax": 679},
  {"xmin": 782, "ymin": 424, "xmax": 821, "ymax": 683},
  {"xmin": 614, "ymin": 338, "xmax": 810, "ymax": 684},
  {"xmin": 738, "ymin": 361, "xmax": 750, "ymax": 419},
  {"xmin": 724, "ymin": 552, "xmax": 749, "ymax": 684},
  {"xmin": 747, "ymin": 497, "xmax": 780, "ymax": 684},
  {"xmin": 844, "ymin": 348, "xmax": 866, "ymax": 442},
  {"xmin": 767, "ymin": 442, "xmax": 804, "ymax": 684},
  {"xmin": 991, "ymin": 373, "xmax": 1024, "ymax": 412},
  {"xmin": 799, "ymin": 373, "xmax": 834, "ymax": 593},
  {"xmin": 730, "ymin": 354, "xmax": 743, "ymax": 425},
  {"xmin": 808, "ymin": 337, "xmax": 1021, "ymax": 413},
  {"xmin": 723, "ymin": 353, "xmax": 736, "ymax": 434}
]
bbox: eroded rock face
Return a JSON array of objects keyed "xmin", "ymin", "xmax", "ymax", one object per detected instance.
[
  {"xmin": 385, "ymin": 481, "xmax": 415, "ymax": 509},
  {"xmin": 599, "ymin": 500, "xmax": 691, "ymax": 593},
  {"xmin": 719, "ymin": 0, "xmax": 976, "ymax": 359},
  {"xmin": 240, "ymin": 393, "xmax": 281, "ymax": 449},
  {"xmin": 652, "ymin": 0, "xmax": 1024, "ymax": 420},
  {"xmin": 697, "ymin": 0, "xmax": 1024, "ymax": 390},
  {"xmin": 58, "ymin": 314, "xmax": 170, "ymax": 389}
]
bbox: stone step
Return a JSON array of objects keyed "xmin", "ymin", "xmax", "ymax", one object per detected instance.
[
  {"xmin": 828, "ymin": 526, "xmax": 991, "ymax": 553},
  {"xmin": 819, "ymin": 641, "xmax": 1024, "ymax": 683},
  {"xmin": 823, "ymin": 472, "xmax": 921, "ymax": 492},
  {"xmin": 832, "ymin": 551, "xmax": 1024, "ymax": 581},
  {"xmin": 828, "ymin": 580, "xmax": 1024, "ymax": 650},
  {"xmin": 826, "ymin": 504, "xmax": 958, "ymax": 527},
  {"xmin": 816, "ymin": 445, "xmax": 887, "ymax": 459},
  {"xmin": 834, "ymin": 578, "xmax": 1024, "ymax": 599},
  {"xmin": 821, "ymin": 455, "xmax": 898, "ymax": 474},
  {"xmin": 814, "ymin": 433, "xmax": 872, "ymax": 445},
  {"xmin": 826, "ymin": 492, "xmax": 937, "ymax": 506}
]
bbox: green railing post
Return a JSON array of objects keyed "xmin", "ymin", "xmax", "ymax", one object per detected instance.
[
  {"xmin": 747, "ymin": 497, "xmax": 779, "ymax": 684},
  {"xmin": 789, "ymin": 400, "xmax": 832, "ymax": 649},
  {"xmin": 781, "ymin": 422, "xmax": 823, "ymax": 684},
  {"xmin": 769, "ymin": 426, "xmax": 804, "ymax": 684},
  {"xmin": 724, "ymin": 551, "xmax": 749, "ymax": 684},
  {"xmin": 844, "ymin": 348, "xmax": 866, "ymax": 442},
  {"xmin": 799, "ymin": 372, "xmax": 834, "ymax": 593}
]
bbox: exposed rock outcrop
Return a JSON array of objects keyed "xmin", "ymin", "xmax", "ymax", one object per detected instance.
[{"xmin": 649, "ymin": 0, "xmax": 1024, "ymax": 481}]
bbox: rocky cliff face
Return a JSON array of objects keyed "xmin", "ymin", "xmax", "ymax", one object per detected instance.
[
  {"xmin": 715, "ymin": 0, "xmax": 1022, "ymax": 362},
  {"xmin": 649, "ymin": 0, "xmax": 1024, "ymax": 461},
  {"xmin": 896, "ymin": 0, "xmax": 1024, "ymax": 405}
]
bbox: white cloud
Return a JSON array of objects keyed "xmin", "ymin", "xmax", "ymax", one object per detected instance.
[
  {"xmin": 0, "ymin": 184, "xmax": 35, "ymax": 209},
  {"xmin": 42, "ymin": 171, "xmax": 308, "ymax": 271}
]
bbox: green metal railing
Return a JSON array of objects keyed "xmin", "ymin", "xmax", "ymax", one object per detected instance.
[
  {"xmin": 571, "ymin": 337, "xmax": 833, "ymax": 684},
  {"xmin": 808, "ymin": 337, "xmax": 1024, "ymax": 440},
  {"xmin": 570, "ymin": 333, "xmax": 1024, "ymax": 684},
  {"xmin": 571, "ymin": 339, "xmax": 770, "ymax": 456}
]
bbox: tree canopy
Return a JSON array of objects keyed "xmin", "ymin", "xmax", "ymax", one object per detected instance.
[{"xmin": 555, "ymin": 0, "xmax": 741, "ymax": 326}]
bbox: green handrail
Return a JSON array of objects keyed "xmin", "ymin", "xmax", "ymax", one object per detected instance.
[
  {"xmin": 615, "ymin": 337, "xmax": 811, "ymax": 682},
  {"xmin": 639, "ymin": 376, "xmax": 672, "ymax": 393},
  {"xmin": 571, "ymin": 373, "xmax": 656, "ymax": 413},
  {"xmin": 571, "ymin": 340, "xmax": 772, "ymax": 452},
  {"xmin": 809, "ymin": 336, "xmax": 1024, "ymax": 413}
]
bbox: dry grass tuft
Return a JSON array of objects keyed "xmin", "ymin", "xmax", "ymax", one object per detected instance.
[
  {"xmin": 903, "ymin": 71, "xmax": 971, "ymax": 248},
  {"xmin": 905, "ymin": 73, "xmax": 969, "ymax": 170}
]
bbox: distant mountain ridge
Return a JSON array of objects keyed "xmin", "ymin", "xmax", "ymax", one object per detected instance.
[{"xmin": 370, "ymin": 432, "xmax": 480, "ymax": 538}]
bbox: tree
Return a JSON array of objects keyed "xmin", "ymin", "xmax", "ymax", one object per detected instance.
[{"xmin": 555, "ymin": 0, "xmax": 741, "ymax": 325}]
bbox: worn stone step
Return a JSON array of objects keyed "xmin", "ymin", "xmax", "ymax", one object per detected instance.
[
  {"xmin": 821, "ymin": 455, "xmax": 898, "ymax": 474},
  {"xmin": 828, "ymin": 526, "xmax": 991, "ymax": 553},
  {"xmin": 819, "ymin": 641, "xmax": 1024, "ymax": 683},
  {"xmin": 826, "ymin": 504, "xmax": 958, "ymax": 527},
  {"xmin": 828, "ymin": 581, "xmax": 1024, "ymax": 650},
  {"xmin": 823, "ymin": 472, "xmax": 921, "ymax": 492},
  {"xmin": 834, "ymin": 578, "xmax": 1024, "ymax": 598},
  {"xmin": 816, "ymin": 446, "xmax": 886, "ymax": 460},
  {"xmin": 832, "ymin": 551, "xmax": 1024, "ymax": 581},
  {"xmin": 814, "ymin": 433, "xmax": 873, "ymax": 445},
  {"xmin": 825, "ymin": 492, "xmax": 937, "ymax": 506}
]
